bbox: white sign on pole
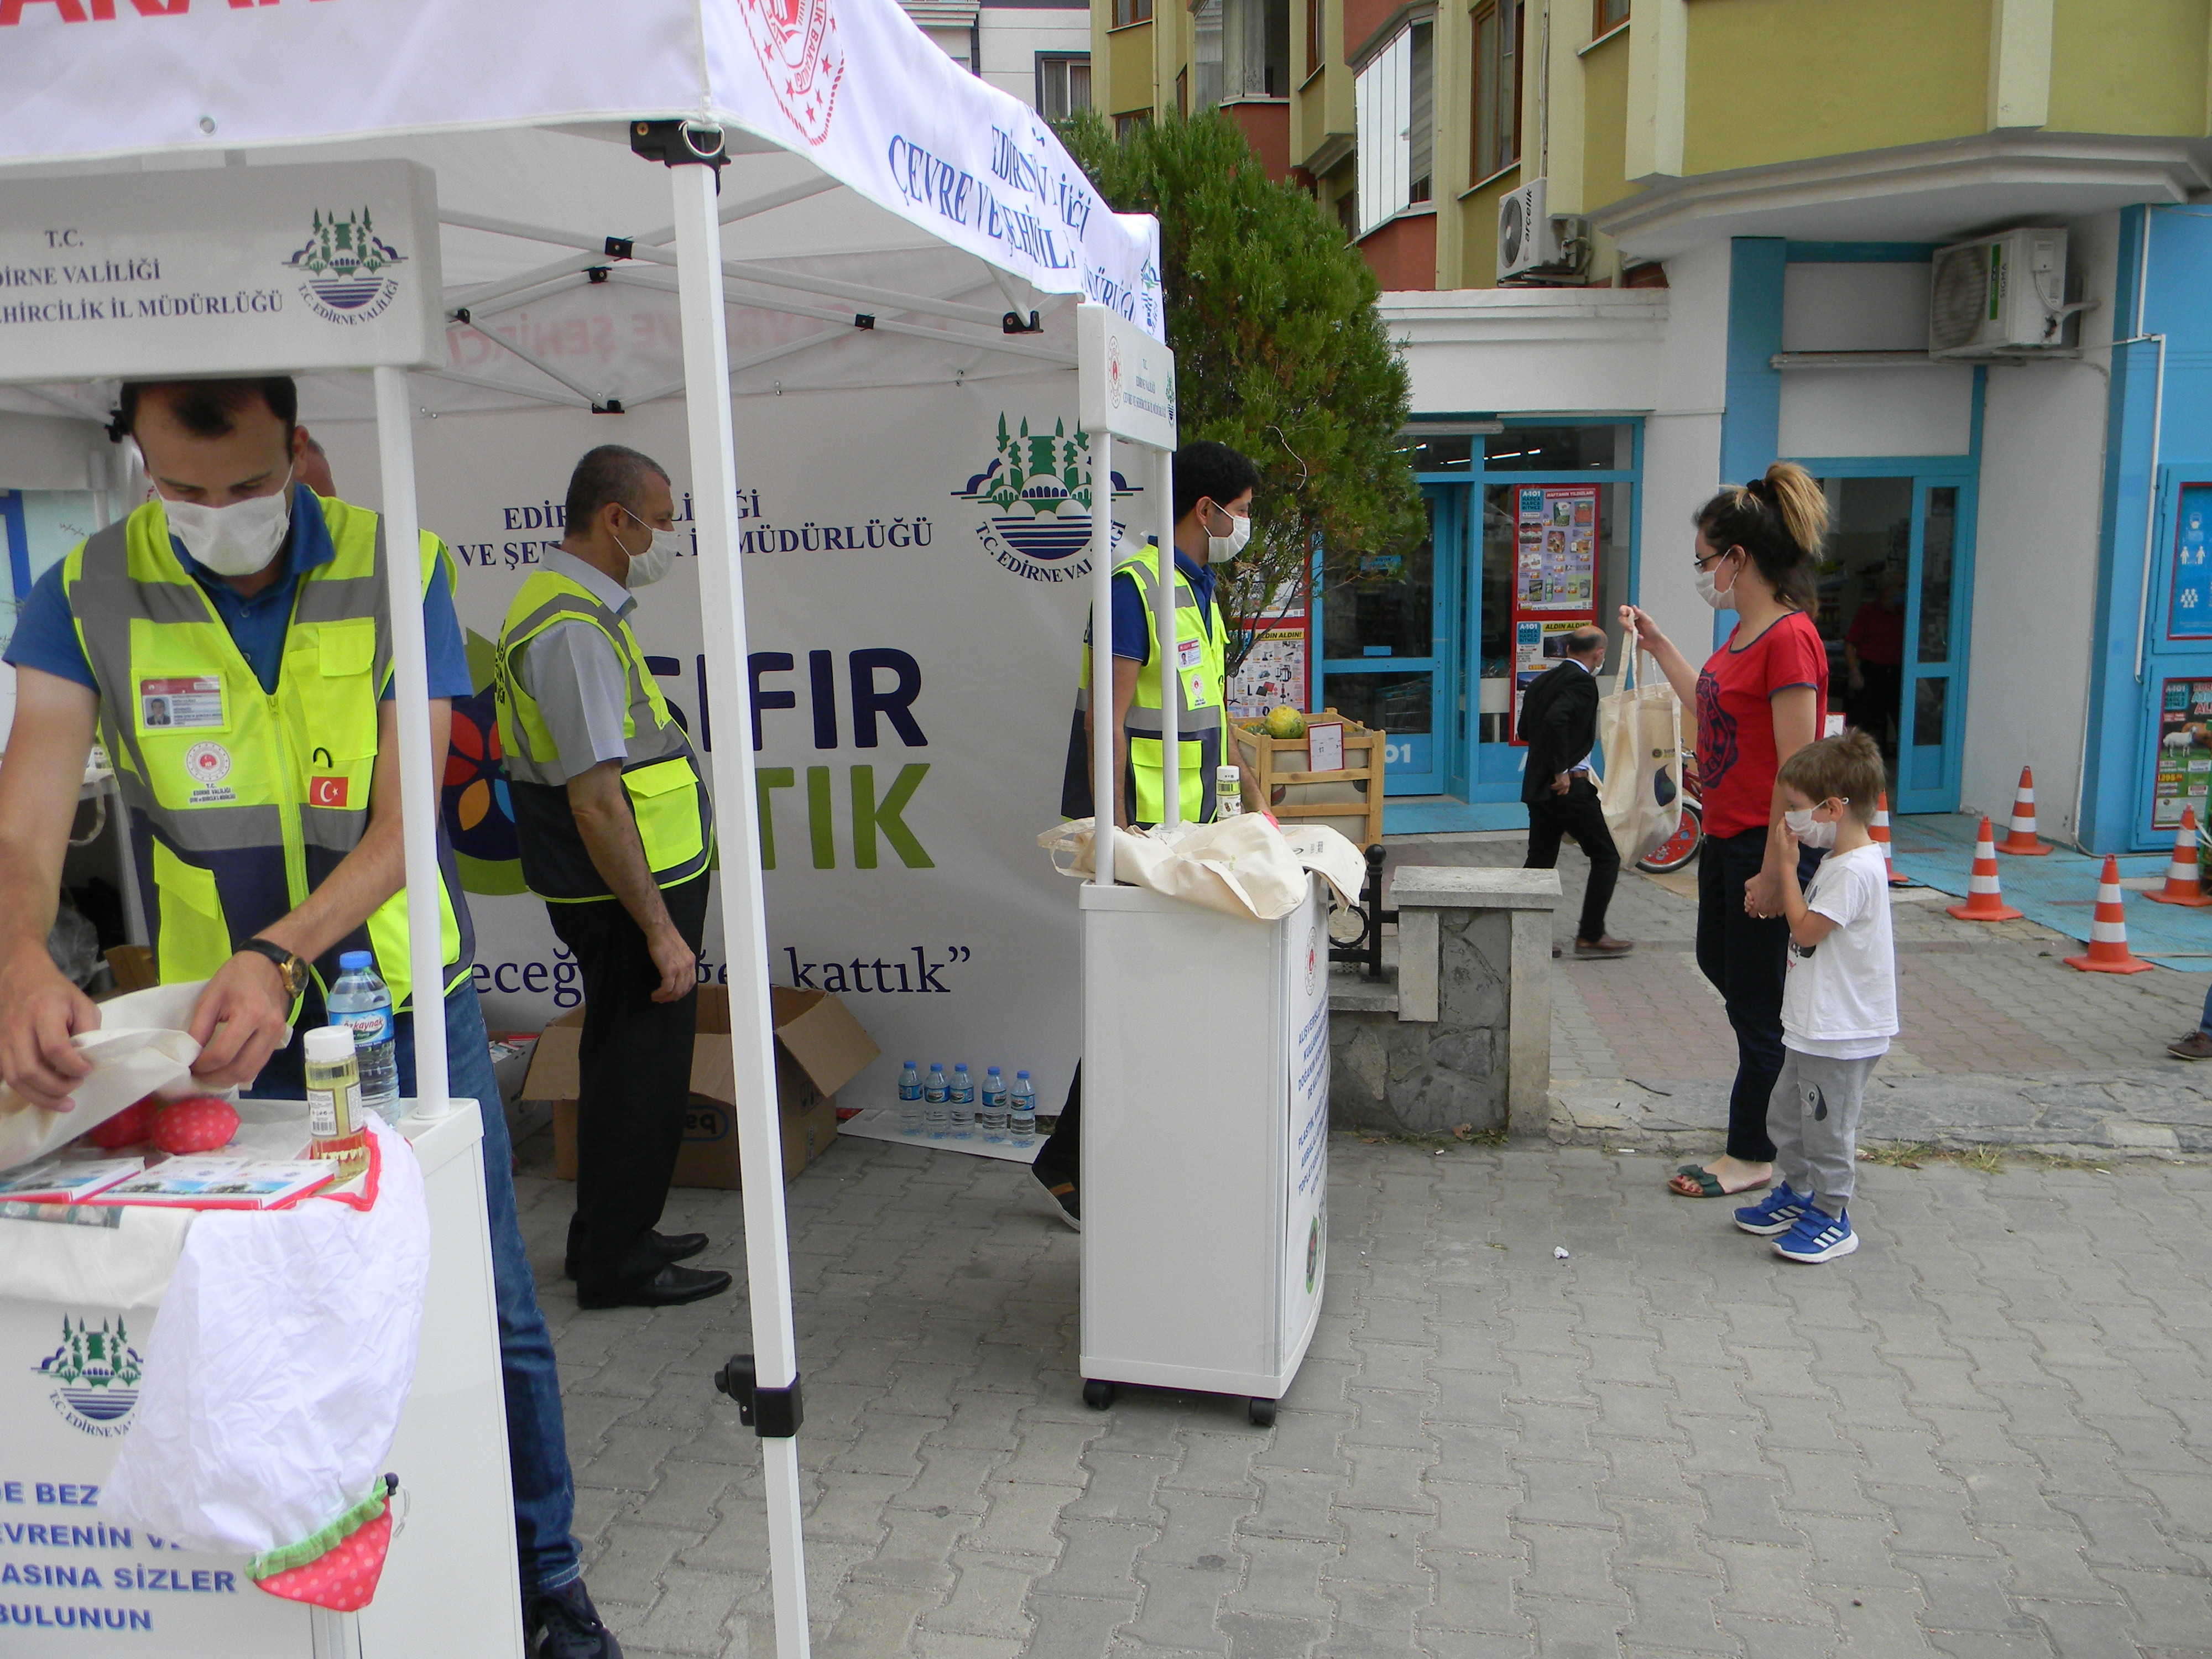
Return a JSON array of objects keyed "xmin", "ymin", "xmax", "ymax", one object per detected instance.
[
  {"xmin": 1077, "ymin": 303, "xmax": 1177, "ymax": 451},
  {"xmin": 0, "ymin": 162, "xmax": 443, "ymax": 384}
]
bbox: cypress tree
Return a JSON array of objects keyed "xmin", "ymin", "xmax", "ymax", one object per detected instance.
[{"xmin": 1058, "ymin": 109, "xmax": 1425, "ymax": 674}]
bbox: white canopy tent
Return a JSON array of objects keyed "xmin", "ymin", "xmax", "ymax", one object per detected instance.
[{"xmin": 0, "ymin": 6, "xmax": 1168, "ymax": 1655}]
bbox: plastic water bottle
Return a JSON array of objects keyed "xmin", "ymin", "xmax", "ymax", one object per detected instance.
[
  {"xmin": 1008, "ymin": 1071, "xmax": 1036, "ymax": 1150},
  {"xmin": 898, "ymin": 1061, "xmax": 924, "ymax": 1136},
  {"xmin": 327, "ymin": 950, "xmax": 400, "ymax": 1125},
  {"xmin": 924, "ymin": 1064, "xmax": 950, "ymax": 1139},
  {"xmin": 950, "ymin": 1063, "xmax": 976, "ymax": 1139},
  {"xmin": 979, "ymin": 1067, "xmax": 1008, "ymax": 1142}
]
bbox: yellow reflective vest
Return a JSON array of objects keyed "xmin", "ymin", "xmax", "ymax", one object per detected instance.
[
  {"xmin": 494, "ymin": 568, "xmax": 714, "ymax": 901},
  {"xmin": 1071, "ymin": 540, "xmax": 1229, "ymax": 826},
  {"xmin": 64, "ymin": 492, "xmax": 471, "ymax": 1013}
]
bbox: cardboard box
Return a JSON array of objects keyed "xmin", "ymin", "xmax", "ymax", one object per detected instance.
[{"xmin": 523, "ymin": 985, "xmax": 878, "ymax": 1189}]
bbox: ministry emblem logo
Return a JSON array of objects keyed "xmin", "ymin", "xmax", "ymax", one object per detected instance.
[
  {"xmin": 951, "ymin": 415, "xmax": 1137, "ymax": 584},
  {"xmin": 34, "ymin": 1314, "xmax": 144, "ymax": 1439},
  {"xmin": 283, "ymin": 206, "xmax": 406, "ymax": 326},
  {"xmin": 735, "ymin": 0, "xmax": 848, "ymax": 147}
]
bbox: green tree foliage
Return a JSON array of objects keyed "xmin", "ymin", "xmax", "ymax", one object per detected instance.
[{"xmin": 1057, "ymin": 108, "xmax": 1425, "ymax": 673}]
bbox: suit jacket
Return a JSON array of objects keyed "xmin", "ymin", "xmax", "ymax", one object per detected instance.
[{"xmin": 1518, "ymin": 659, "xmax": 1600, "ymax": 805}]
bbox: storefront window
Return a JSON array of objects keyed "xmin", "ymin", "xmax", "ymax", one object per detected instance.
[
  {"xmin": 1403, "ymin": 432, "xmax": 1473, "ymax": 471},
  {"xmin": 1481, "ymin": 425, "xmax": 1630, "ymax": 472},
  {"xmin": 1478, "ymin": 478, "xmax": 1629, "ymax": 743}
]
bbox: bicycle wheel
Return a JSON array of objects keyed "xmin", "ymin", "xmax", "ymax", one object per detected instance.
[{"xmin": 1636, "ymin": 803, "xmax": 1703, "ymax": 874}]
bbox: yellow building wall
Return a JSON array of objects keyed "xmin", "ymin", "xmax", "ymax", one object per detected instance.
[
  {"xmin": 1454, "ymin": 168, "xmax": 1519, "ymax": 289},
  {"xmin": 2048, "ymin": 0, "xmax": 2211, "ymax": 135},
  {"xmin": 1682, "ymin": 0, "xmax": 1990, "ymax": 175},
  {"xmin": 1580, "ymin": 29, "xmax": 1632, "ymax": 213},
  {"xmin": 1107, "ymin": 19, "xmax": 1157, "ymax": 115}
]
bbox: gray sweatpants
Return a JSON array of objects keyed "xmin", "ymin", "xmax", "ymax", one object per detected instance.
[{"xmin": 1768, "ymin": 1048, "xmax": 1878, "ymax": 1213}]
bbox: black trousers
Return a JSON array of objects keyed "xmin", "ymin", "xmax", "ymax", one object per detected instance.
[
  {"xmin": 549, "ymin": 874, "xmax": 711, "ymax": 1293},
  {"xmin": 1034, "ymin": 1062, "xmax": 1081, "ymax": 1188},
  {"xmin": 1525, "ymin": 775, "xmax": 1621, "ymax": 942},
  {"xmin": 1695, "ymin": 828, "xmax": 1820, "ymax": 1164},
  {"xmin": 1848, "ymin": 661, "xmax": 1903, "ymax": 755}
]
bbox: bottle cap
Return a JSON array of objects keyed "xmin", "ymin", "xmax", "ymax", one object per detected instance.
[
  {"xmin": 337, "ymin": 950, "xmax": 373, "ymax": 971},
  {"xmin": 930, "ymin": 1062, "xmax": 943, "ymax": 1070},
  {"xmin": 1016, "ymin": 1070, "xmax": 1030, "ymax": 1079},
  {"xmin": 903, "ymin": 1060, "xmax": 915, "ymax": 1067},
  {"xmin": 1217, "ymin": 765, "xmax": 1240, "ymax": 779},
  {"xmin": 987, "ymin": 1066, "xmax": 1000, "ymax": 1074},
  {"xmin": 304, "ymin": 1025, "xmax": 356, "ymax": 1064},
  {"xmin": 955, "ymin": 1063, "xmax": 968, "ymax": 1072}
]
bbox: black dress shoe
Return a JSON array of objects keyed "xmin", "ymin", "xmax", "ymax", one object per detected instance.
[
  {"xmin": 564, "ymin": 1229, "xmax": 711, "ymax": 1280},
  {"xmin": 576, "ymin": 1263, "xmax": 734, "ymax": 1311}
]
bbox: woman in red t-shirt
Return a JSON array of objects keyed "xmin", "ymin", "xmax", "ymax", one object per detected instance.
[{"xmin": 1621, "ymin": 463, "xmax": 1831, "ymax": 1199}]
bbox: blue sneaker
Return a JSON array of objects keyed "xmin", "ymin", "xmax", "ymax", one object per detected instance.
[
  {"xmin": 1734, "ymin": 1183, "xmax": 1807, "ymax": 1237},
  {"xmin": 1774, "ymin": 1204, "xmax": 1858, "ymax": 1263}
]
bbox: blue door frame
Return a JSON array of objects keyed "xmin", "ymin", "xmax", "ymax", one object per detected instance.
[{"xmin": 1313, "ymin": 419, "xmax": 1643, "ymax": 828}]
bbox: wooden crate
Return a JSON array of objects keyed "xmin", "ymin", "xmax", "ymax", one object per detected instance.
[{"xmin": 1231, "ymin": 708, "xmax": 1386, "ymax": 849}]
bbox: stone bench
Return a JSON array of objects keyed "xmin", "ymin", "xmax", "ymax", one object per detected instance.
[{"xmin": 1328, "ymin": 866, "xmax": 1562, "ymax": 1138}]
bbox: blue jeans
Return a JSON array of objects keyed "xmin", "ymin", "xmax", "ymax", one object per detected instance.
[
  {"xmin": 254, "ymin": 982, "xmax": 581, "ymax": 1593},
  {"xmin": 2200, "ymin": 982, "xmax": 2212, "ymax": 1032}
]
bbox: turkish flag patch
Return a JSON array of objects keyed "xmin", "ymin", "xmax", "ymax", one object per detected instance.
[{"xmin": 309, "ymin": 776, "xmax": 349, "ymax": 808}]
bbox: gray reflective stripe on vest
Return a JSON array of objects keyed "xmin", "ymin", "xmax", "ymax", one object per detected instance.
[
  {"xmin": 500, "ymin": 589, "xmax": 691, "ymax": 788},
  {"xmin": 1097, "ymin": 547, "xmax": 1220, "ymax": 724}
]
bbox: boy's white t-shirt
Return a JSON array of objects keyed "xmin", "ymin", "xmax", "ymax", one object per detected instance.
[{"xmin": 1783, "ymin": 842, "xmax": 1898, "ymax": 1060}]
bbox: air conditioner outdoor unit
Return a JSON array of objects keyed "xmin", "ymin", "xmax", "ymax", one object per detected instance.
[
  {"xmin": 1928, "ymin": 228, "xmax": 2069, "ymax": 357},
  {"xmin": 1498, "ymin": 178, "xmax": 1574, "ymax": 279}
]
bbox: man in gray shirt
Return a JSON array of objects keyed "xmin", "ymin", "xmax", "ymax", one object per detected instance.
[{"xmin": 495, "ymin": 445, "xmax": 726, "ymax": 1310}]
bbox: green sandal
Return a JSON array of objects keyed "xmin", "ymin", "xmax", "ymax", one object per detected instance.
[{"xmin": 1671, "ymin": 1165, "xmax": 1770, "ymax": 1199}]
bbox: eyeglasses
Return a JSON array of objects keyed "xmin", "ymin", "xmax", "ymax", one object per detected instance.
[{"xmin": 1692, "ymin": 547, "xmax": 1735, "ymax": 572}]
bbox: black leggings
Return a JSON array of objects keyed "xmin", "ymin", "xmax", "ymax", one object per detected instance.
[{"xmin": 1697, "ymin": 828, "xmax": 1819, "ymax": 1164}]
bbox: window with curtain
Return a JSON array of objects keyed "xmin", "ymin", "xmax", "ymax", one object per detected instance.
[
  {"xmin": 1037, "ymin": 54, "xmax": 1093, "ymax": 120},
  {"xmin": 1223, "ymin": 0, "xmax": 1292, "ymax": 97},
  {"xmin": 1353, "ymin": 14, "xmax": 1434, "ymax": 234},
  {"xmin": 1191, "ymin": 0, "xmax": 1224, "ymax": 109},
  {"xmin": 1471, "ymin": 0, "xmax": 1520, "ymax": 182}
]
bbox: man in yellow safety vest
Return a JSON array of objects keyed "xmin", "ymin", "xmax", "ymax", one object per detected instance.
[
  {"xmin": 0, "ymin": 378, "xmax": 623, "ymax": 1658},
  {"xmin": 1042, "ymin": 441, "xmax": 1264, "ymax": 1227},
  {"xmin": 495, "ymin": 445, "xmax": 723, "ymax": 1312}
]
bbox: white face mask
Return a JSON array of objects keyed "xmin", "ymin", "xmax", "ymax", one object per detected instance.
[
  {"xmin": 617, "ymin": 509, "xmax": 682, "ymax": 588},
  {"xmin": 1694, "ymin": 551, "xmax": 1736, "ymax": 612},
  {"xmin": 1784, "ymin": 804, "xmax": 1840, "ymax": 848},
  {"xmin": 1203, "ymin": 501, "xmax": 1251, "ymax": 562},
  {"xmin": 163, "ymin": 473, "xmax": 295, "ymax": 578}
]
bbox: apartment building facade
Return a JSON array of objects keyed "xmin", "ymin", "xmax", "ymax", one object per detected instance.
[
  {"xmin": 905, "ymin": 0, "xmax": 1095, "ymax": 118},
  {"xmin": 1093, "ymin": 0, "xmax": 2212, "ymax": 851}
]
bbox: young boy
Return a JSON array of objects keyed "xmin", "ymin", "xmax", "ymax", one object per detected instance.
[{"xmin": 1733, "ymin": 730, "xmax": 1897, "ymax": 1262}]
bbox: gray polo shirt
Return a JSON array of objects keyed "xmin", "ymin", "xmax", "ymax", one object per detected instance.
[{"xmin": 514, "ymin": 549, "xmax": 637, "ymax": 786}]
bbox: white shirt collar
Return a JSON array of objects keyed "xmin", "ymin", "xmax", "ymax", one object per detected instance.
[{"xmin": 545, "ymin": 547, "xmax": 635, "ymax": 620}]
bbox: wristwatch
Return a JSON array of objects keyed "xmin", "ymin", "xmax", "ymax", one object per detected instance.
[{"xmin": 238, "ymin": 937, "xmax": 307, "ymax": 1000}]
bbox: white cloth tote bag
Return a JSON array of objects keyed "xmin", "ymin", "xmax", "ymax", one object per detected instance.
[{"xmin": 1597, "ymin": 649, "xmax": 1685, "ymax": 865}]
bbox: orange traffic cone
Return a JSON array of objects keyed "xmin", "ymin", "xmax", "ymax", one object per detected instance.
[
  {"xmin": 1945, "ymin": 817, "xmax": 2023, "ymax": 921},
  {"xmin": 1871, "ymin": 791, "xmax": 1911, "ymax": 889},
  {"xmin": 2064, "ymin": 855, "xmax": 2154, "ymax": 973},
  {"xmin": 1996, "ymin": 765, "xmax": 2051, "ymax": 855},
  {"xmin": 2145, "ymin": 807, "xmax": 2212, "ymax": 907}
]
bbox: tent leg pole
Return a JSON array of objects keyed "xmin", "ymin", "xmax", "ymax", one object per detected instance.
[
  {"xmin": 372, "ymin": 366, "xmax": 448, "ymax": 1113},
  {"xmin": 1155, "ymin": 444, "xmax": 1177, "ymax": 828},
  {"xmin": 669, "ymin": 155, "xmax": 813, "ymax": 1659},
  {"xmin": 1092, "ymin": 429, "xmax": 1115, "ymax": 884}
]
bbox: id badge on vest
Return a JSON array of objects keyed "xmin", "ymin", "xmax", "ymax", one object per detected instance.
[
  {"xmin": 1177, "ymin": 637, "xmax": 1211, "ymax": 708},
  {"xmin": 139, "ymin": 675, "xmax": 225, "ymax": 733}
]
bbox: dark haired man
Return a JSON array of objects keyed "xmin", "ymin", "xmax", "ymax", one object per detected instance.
[
  {"xmin": 1519, "ymin": 625, "xmax": 1632, "ymax": 958},
  {"xmin": 495, "ymin": 445, "xmax": 724, "ymax": 1311},
  {"xmin": 1040, "ymin": 441, "xmax": 1264, "ymax": 1227},
  {"xmin": 0, "ymin": 379, "xmax": 623, "ymax": 1658}
]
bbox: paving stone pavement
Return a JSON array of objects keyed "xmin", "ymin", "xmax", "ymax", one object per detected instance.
[
  {"xmin": 516, "ymin": 1128, "xmax": 2212, "ymax": 1658},
  {"xmin": 1385, "ymin": 832, "xmax": 2212, "ymax": 1155}
]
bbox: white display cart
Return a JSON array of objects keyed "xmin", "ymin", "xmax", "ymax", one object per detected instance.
[
  {"xmin": 0, "ymin": 1101, "xmax": 519, "ymax": 1658},
  {"xmin": 1071, "ymin": 312, "xmax": 1330, "ymax": 1427}
]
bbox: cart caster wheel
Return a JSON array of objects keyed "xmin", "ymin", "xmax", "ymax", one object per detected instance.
[
  {"xmin": 1083, "ymin": 1379, "xmax": 1116, "ymax": 1411},
  {"xmin": 1247, "ymin": 1397, "xmax": 1277, "ymax": 1428}
]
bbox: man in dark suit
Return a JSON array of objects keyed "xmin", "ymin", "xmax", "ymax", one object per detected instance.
[{"xmin": 1521, "ymin": 627, "xmax": 1633, "ymax": 958}]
